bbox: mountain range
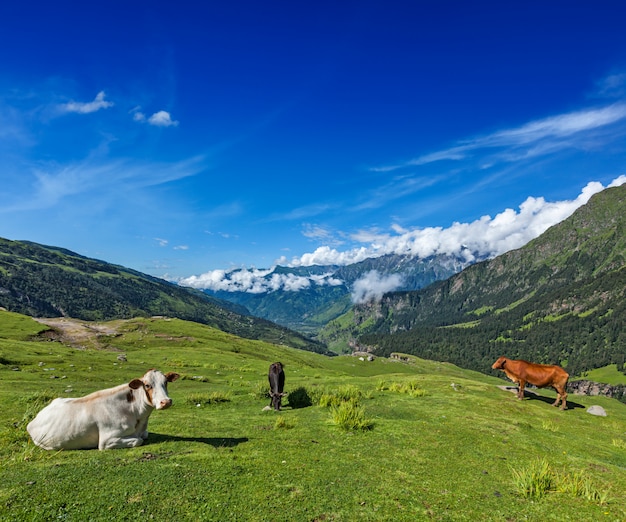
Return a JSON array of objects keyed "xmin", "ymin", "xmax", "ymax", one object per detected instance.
[{"xmin": 204, "ymin": 253, "xmax": 476, "ymax": 335}]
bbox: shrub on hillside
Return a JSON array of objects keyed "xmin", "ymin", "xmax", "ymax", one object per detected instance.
[{"xmin": 287, "ymin": 387, "xmax": 313, "ymax": 409}]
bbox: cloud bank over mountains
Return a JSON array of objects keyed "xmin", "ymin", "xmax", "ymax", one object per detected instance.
[
  {"xmin": 182, "ymin": 267, "xmax": 343, "ymax": 294},
  {"xmin": 180, "ymin": 176, "xmax": 626, "ymax": 297}
]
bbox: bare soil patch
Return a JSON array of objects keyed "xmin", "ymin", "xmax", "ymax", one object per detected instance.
[{"xmin": 33, "ymin": 317, "xmax": 122, "ymax": 350}]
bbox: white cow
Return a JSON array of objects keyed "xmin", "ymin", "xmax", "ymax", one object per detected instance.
[{"xmin": 27, "ymin": 369, "xmax": 179, "ymax": 450}]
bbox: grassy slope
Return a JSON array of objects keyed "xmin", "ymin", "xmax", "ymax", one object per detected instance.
[
  {"xmin": 583, "ymin": 365, "xmax": 626, "ymax": 386},
  {"xmin": 0, "ymin": 238, "xmax": 328, "ymax": 355},
  {"xmin": 1, "ymin": 310, "xmax": 625, "ymax": 521}
]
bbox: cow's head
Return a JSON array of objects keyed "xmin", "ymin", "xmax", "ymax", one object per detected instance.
[
  {"xmin": 270, "ymin": 391, "xmax": 287, "ymax": 411},
  {"xmin": 129, "ymin": 369, "xmax": 180, "ymax": 410},
  {"xmin": 492, "ymin": 356, "xmax": 507, "ymax": 370}
]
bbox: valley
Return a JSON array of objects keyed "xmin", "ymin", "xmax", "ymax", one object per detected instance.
[{"xmin": 1, "ymin": 311, "xmax": 625, "ymax": 520}]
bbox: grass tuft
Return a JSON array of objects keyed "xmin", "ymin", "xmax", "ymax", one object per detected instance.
[
  {"xmin": 541, "ymin": 420, "xmax": 559, "ymax": 432},
  {"xmin": 180, "ymin": 374, "xmax": 211, "ymax": 383},
  {"xmin": 318, "ymin": 384, "xmax": 364, "ymax": 407},
  {"xmin": 379, "ymin": 380, "xmax": 428, "ymax": 397},
  {"xmin": 274, "ymin": 415, "xmax": 294, "ymax": 430},
  {"xmin": 330, "ymin": 400, "xmax": 374, "ymax": 432},
  {"xmin": 557, "ymin": 470, "xmax": 610, "ymax": 505},
  {"xmin": 185, "ymin": 391, "xmax": 230, "ymax": 405},
  {"xmin": 511, "ymin": 459, "xmax": 610, "ymax": 505},
  {"xmin": 510, "ymin": 458, "xmax": 554, "ymax": 499},
  {"xmin": 250, "ymin": 381, "xmax": 270, "ymax": 400},
  {"xmin": 612, "ymin": 438, "xmax": 626, "ymax": 450}
]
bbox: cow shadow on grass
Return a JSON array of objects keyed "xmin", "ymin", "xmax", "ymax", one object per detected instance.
[
  {"xmin": 499, "ymin": 386, "xmax": 585, "ymax": 410},
  {"xmin": 146, "ymin": 432, "xmax": 249, "ymax": 448}
]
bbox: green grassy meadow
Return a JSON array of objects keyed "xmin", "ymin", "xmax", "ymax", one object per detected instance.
[{"xmin": 1, "ymin": 310, "xmax": 626, "ymax": 521}]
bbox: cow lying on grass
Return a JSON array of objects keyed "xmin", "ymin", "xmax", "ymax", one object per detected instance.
[
  {"xmin": 27, "ymin": 369, "xmax": 179, "ymax": 450},
  {"xmin": 492, "ymin": 356, "xmax": 569, "ymax": 410}
]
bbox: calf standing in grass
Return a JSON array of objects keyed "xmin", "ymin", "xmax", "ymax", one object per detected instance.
[
  {"xmin": 27, "ymin": 369, "xmax": 179, "ymax": 450},
  {"xmin": 268, "ymin": 362, "xmax": 286, "ymax": 411},
  {"xmin": 492, "ymin": 356, "xmax": 569, "ymax": 410}
]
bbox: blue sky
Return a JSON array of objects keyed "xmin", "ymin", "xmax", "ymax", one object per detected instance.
[{"xmin": 2, "ymin": 1, "xmax": 626, "ymax": 287}]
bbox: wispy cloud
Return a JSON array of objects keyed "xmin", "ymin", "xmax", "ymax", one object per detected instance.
[
  {"xmin": 268, "ymin": 202, "xmax": 335, "ymax": 222},
  {"xmin": 594, "ymin": 73, "xmax": 626, "ymax": 99},
  {"xmin": 375, "ymin": 103, "xmax": 626, "ymax": 173},
  {"xmin": 2, "ymin": 153, "xmax": 207, "ymax": 213},
  {"xmin": 153, "ymin": 239, "xmax": 188, "ymax": 251},
  {"xmin": 481, "ymin": 104, "xmax": 626, "ymax": 147},
  {"xmin": 301, "ymin": 223, "xmax": 345, "ymax": 247},
  {"xmin": 354, "ymin": 173, "xmax": 447, "ymax": 211},
  {"xmin": 59, "ymin": 91, "xmax": 114, "ymax": 114}
]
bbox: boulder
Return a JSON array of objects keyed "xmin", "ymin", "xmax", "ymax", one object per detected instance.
[{"xmin": 586, "ymin": 405, "xmax": 607, "ymax": 417}]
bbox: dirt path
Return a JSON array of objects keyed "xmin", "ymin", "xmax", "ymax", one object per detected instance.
[{"xmin": 34, "ymin": 317, "xmax": 122, "ymax": 350}]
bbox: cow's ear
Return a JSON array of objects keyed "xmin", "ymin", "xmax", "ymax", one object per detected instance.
[
  {"xmin": 166, "ymin": 372, "xmax": 180, "ymax": 382},
  {"xmin": 129, "ymin": 378, "xmax": 144, "ymax": 389}
]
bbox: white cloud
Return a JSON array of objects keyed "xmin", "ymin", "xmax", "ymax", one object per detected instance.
[
  {"xmin": 280, "ymin": 245, "xmax": 374, "ymax": 267},
  {"xmin": 60, "ymin": 91, "xmax": 113, "ymax": 114},
  {"xmin": 147, "ymin": 110, "xmax": 179, "ymax": 127},
  {"xmin": 351, "ymin": 270, "xmax": 404, "ymax": 304},
  {"xmin": 609, "ymin": 175, "xmax": 626, "ymax": 188},
  {"xmin": 131, "ymin": 107, "xmax": 179, "ymax": 127}
]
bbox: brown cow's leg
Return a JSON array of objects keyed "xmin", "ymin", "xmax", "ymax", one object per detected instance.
[
  {"xmin": 517, "ymin": 380, "xmax": 526, "ymax": 400},
  {"xmin": 553, "ymin": 387, "xmax": 567, "ymax": 410}
]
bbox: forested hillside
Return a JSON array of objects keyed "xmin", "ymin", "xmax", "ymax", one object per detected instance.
[
  {"xmin": 322, "ymin": 185, "xmax": 626, "ymax": 377},
  {"xmin": 0, "ymin": 239, "xmax": 329, "ymax": 354}
]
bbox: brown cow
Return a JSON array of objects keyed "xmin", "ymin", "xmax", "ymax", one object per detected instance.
[{"xmin": 492, "ymin": 356, "xmax": 569, "ymax": 410}]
